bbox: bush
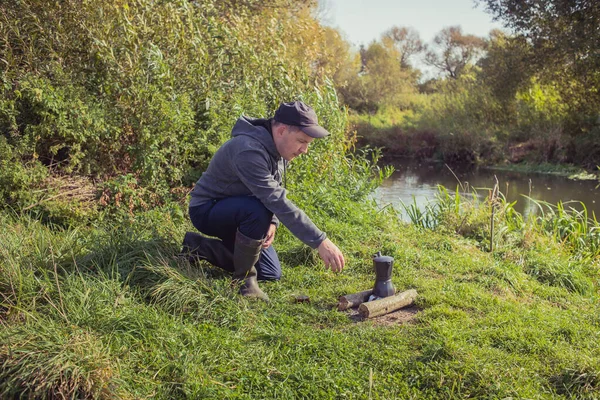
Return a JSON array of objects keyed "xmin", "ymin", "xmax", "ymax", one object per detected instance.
[{"xmin": 0, "ymin": 0, "xmax": 378, "ymax": 220}]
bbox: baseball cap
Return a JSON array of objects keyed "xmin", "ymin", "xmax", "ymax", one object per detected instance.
[{"xmin": 273, "ymin": 101, "xmax": 330, "ymax": 138}]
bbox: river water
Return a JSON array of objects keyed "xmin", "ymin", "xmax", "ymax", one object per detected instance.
[{"xmin": 374, "ymin": 161, "xmax": 599, "ymax": 220}]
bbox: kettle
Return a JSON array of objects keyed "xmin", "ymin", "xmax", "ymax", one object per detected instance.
[{"xmin": 372, "ymin": 251, "xmax": 395, "ymax": 298}]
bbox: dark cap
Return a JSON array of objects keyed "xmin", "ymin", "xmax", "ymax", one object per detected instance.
[{"xmin": 273, "ymin": 101, "xmax": 330, "ymax": 138}]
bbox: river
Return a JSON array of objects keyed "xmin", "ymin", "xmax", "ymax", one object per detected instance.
[{"xmin": 375, "ymin": 161, "xmax": 599, "ymax": 220}]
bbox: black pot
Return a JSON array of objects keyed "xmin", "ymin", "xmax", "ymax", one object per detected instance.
[{"xmin": 372, "ymin": 252, "xmax": 395, "ymax": 298}]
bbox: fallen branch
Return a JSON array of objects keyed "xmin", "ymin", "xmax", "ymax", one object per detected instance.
[
  {"xmin": 358, "ymin": 289, "xmax": 417, "ymax": 319},
  {"xmin": 338, "ymin": 289, "xmax": 373, "ymax": 311},
  {"xmin": 22, "ymin": 188, "xmax": 87, "ymax": 211}
]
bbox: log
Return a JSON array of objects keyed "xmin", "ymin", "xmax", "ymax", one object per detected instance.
[
  {"xmin": 358, "ymin": 289, "xmax": 418, "ymax": 319},
  {"xmin": 338, "ymin": 289, "xmax": 373, "ymax": 311}
]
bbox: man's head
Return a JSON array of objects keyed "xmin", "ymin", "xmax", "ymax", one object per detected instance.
[{"xmin": 272, "ymin": 101, "xmax": 329, "ymax": 161}]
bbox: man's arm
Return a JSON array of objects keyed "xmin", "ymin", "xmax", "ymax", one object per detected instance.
[
  {"xmin": 233, "ymin": 147, "xmax": 344, "ymax": 271},
  {"xmin": 233, "ymin": 147, "xmax": 325, "ymax": 248}
]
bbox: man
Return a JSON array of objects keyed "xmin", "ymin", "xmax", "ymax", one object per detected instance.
[{"xmin": 182, "ymin": 101, "xmax": 345, "ymax": 301}]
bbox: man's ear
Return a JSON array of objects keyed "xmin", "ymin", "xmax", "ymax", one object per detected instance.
[{"xmin": 273, "ymin": 123, "xmax": 285, "ymax": 138}]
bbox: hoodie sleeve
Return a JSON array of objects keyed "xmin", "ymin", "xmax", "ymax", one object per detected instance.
[
  {"xmin": 271, "ymin": 215, "xmax": 280, "ymax": 227},
  {"xmin": 232, "ymin": 147, "xmax": 326, "ymax": 249}
]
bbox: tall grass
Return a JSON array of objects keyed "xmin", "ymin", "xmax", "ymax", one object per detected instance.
[
  {"xmin": 525, "ymin": 198, "xmax": 600, "ymax": 257},
  {"xmin": 401, "ymin": 184, "xmax": 600, "ymax": 259}
]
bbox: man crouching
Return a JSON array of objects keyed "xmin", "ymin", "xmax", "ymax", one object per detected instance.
[{"xmin": 182, "ymin": 101, "xmax": 345, "ymax": 301}]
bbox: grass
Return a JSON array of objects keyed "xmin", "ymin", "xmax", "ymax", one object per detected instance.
[{"xmin": 1, "ymin": 197, "xmax": 599, "ymax": 399}]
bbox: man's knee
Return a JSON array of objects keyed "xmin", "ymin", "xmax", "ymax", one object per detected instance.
[
  {"xmin": 239, "ymin": 197, "xmax": 273, "ymax": 239},
  {"xmin": 257, "ymin": 267, "xmax": 281, "ymax": 281}
]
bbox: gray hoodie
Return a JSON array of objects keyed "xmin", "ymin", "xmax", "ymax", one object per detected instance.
[{"xmin": 189, "ymin": 116, "xmax": 326, "ymax": 249}]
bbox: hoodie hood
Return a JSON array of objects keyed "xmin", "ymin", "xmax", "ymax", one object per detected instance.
[{"xmin": 231, "ymin": 116, "xmax": 280, "ymax": 159}]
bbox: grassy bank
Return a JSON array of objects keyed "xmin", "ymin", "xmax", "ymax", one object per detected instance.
[
  {"xmin": 1, "ymin": 189, "xmax": 599, "ymax": 398},
  {"xmin": 350, "ymin": 98, "xmax": 600, "ymax": 171},
  {"xmin": 485, "ymin": 163, "xmax": 599, "ymax": 181}
]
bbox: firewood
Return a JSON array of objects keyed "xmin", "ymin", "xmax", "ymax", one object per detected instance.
[
  {"xmin": 338, "ymin": 289, "xmax": 373, "ymax": 311},
  {"xmin": 358, "ymin": 289, "xmax": 417, "ymax": 318}
]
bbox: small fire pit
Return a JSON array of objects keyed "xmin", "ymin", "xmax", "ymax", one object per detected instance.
[{"xmin": 337, "ymin": 251, "xmax": 417, "ymax": 319}]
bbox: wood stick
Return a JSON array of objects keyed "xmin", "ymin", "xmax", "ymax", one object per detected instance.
[
  {"xmin": 338, "ymin": 289, "xmax": 373, "ymax": 311},
  {"xmin": 22, "ymin": 187, "xmax": 88, "ymax": 211},
  {"xmin": 358, "ymin": 289, "xmax": 418, "ymax": 319}
]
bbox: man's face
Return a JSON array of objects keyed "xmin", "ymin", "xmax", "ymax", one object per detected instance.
[{"xmin": 275, "ymin": 126, "xmax": 315, "ymax": 161}]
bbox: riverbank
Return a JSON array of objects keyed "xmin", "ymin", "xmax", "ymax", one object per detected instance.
[
  {"xmin": 485, "ymin": 162, "xmax": 599, "ymax": 181},
  {"xmin": 351, "ymin": 110, "xmax": 600, "ymax": 172},
  {"xmin": 1, "ymin": 187, "xmax": 599, "ymax": 398}
]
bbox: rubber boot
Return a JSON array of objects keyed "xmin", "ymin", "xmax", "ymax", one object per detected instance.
[
  {"xmin": 233, "ymin": 230, "xmax": 269, "ymax": 302},
  {"xmin": 180, "ymin": 232, "xmax": 234, "ymax": 272}
]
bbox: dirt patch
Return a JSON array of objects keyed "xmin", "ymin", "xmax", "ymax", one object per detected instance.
[{"xmin": 347, "ymin": 305, "xmax": 421, "ymax": 326}]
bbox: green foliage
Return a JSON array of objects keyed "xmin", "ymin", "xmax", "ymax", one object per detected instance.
[
  {"xmin": 478, "ymin": 31, "xmax": 534, "ymax": 112},
  {"xmin": 349, "ymin": 105, "xmax": 441, "ymax": 159},
  {"xmin": 10, "ymin": 73, "xmax": 119, "ymax": 175},
  {"xmin": 0, "ymin": 317, "xmax": 123, "ymax": 399},
  {"xmin": 402, "ymin": 184, "xmax": 600, "ymax": 262},
  {"xmin": 414, "ymin": 76, "xmax": 504, "ymax": 163},
  {"xmin": 338, "ymin": 39, "xmax": 419, "ymax": 113},
  {"xmin": 477, "ymin": 0, "xmax": 600, "ymax": 86},
  {"xmin": 381, "ymin": 26, "xmax": 424, "ymax": 69},
  {"xmin": 0, "ymin": 136, "xmax": 48, "ymax": 206},
  {"xmin": 0, "ymin": 0, "xmax": 351, "ymax": 217},
  {"xmin": 349, "ymin": 25, "xmax": 600, "ymax": 169},
  {"xmin": 551, "ymin": 364, "xmax": 600, "ymax": 398},
  {"xmin": 400, "ymin": 195, "xmax": 444, "ymax": 230},
  {"xmin": 526, "ymin": 199, "xmax": 600, "ymax": 258},
  {"xmin": 515, "ymin": 80, "xmax": 567, "ymax": 134}
]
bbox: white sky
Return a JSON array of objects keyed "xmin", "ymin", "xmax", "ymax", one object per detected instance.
[{"xmin": 319, "ymin": 0, "xmax": 504, "ymax": 47}]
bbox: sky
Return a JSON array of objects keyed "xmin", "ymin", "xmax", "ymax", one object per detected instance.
[{"xmin": 319, "ymin": 0, "xmax": 504, "ymax": 47}]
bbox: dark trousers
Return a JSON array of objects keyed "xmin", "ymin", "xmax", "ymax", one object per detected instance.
[{"xmin": 189, "ymin": 196, "xmax": 282, "ymax": 281}]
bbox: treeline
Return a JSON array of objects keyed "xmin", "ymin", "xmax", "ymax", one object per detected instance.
[
  {"xmin": 323, "ymin": 1, "xmax": 600, "ymax": 167},
  {"xmin": 0, "ymin": 0, "xmax": 385, "ymax": 223}
]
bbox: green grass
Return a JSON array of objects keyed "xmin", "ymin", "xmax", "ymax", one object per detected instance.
[{"xmin": 1, "ymin": 197, "xmax": 599, "ymax": 399}]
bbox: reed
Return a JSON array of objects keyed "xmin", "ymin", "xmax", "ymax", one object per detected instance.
[{"xmin": 399, "ymin": 183, "xmax": 599, "ymax": 259}]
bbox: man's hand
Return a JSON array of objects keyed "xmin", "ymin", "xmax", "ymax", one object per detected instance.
[
  {"xmin": 317, "ymin": 238, "xmax": 345, "ymax": 272},
  {"xmin": 263, "ymin": 224, "xmax": 277, "ymax": 248}
]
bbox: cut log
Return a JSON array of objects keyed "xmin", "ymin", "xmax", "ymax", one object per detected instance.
[
  {"xmin": 338, "ymin": 289, "xmax": 373, "ymax": 311},
  {"xmin": 358, "ymin": 289, "xmax": 417, "ymax": 319}
]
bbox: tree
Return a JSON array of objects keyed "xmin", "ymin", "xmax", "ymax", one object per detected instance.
[
  {"xmin": 425, "ymin": 26, "xmax": 486, "ymax": 79},
  {"xmin": 338, "ymin": 40, "xmax": 418, "ymax": 112},
  {"xmin": 476, "ymin": 0, "xmax": 600, "ymax": 132},
  {"xmin": 311, "ymin": 27, "xmax": 353, "ymax": 83},
  {"xmin": 381, "ymin": 26, "xmax": 424, "ymax": 69},
  {"xmin": 213, "ymin": 0, "xmax": 316, "ymax": 14},
  {"xmin": 476, "ymin": 0, "xmax": 600, "ymax": 73},
  {"xmin": 478, "ymin": 30, "xmax": 534, "ymax": 110}
]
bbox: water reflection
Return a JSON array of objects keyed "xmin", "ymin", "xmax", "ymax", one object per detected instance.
[{"xmin": 375, "ymin": 161, "xmax": 599, "ymax": 220}]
